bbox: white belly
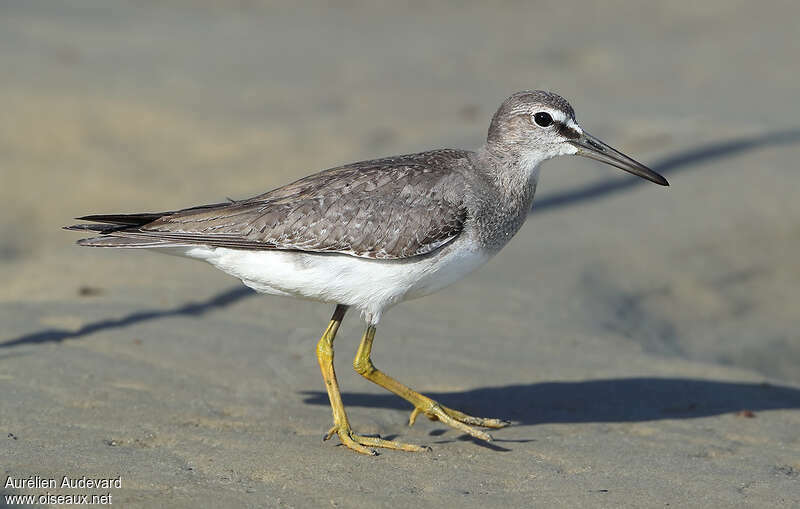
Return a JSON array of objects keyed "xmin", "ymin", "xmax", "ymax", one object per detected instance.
[{"xmin": 176, "ymin": 237, "xmax": 491, "ymax": 323}]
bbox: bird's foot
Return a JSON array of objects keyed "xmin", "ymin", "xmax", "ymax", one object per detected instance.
[
  {"xmin": 323, "ymin": 425, "xmax": 431, "ymax": 455},
  {"xmin": 408, "ymin": 403, "xmax": 510, "ymax": 441}
]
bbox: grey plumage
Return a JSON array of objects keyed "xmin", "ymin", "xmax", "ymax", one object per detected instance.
[{"xmin": 72, "ymin": 150, "xmax": 472, "ymax": 259}]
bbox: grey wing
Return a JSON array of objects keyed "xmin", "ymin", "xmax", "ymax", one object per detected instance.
[{"xmin": 75, "ymin": 155, "xmax": 469, "ymax": 260}]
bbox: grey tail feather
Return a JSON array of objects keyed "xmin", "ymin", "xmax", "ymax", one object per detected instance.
[
  {"xmin": 76, "ymin": 236, "xmax": 185, "ymax": 248},
  {"xmin": 65, "ymin": 223, "xmax": 128, "ymax": 233},
  {"xmin": 69, "ymin": 204, "xmax": 230, "ymax": 248}
]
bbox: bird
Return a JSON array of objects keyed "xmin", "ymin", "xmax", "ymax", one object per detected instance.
[{"xmin": 67, "ymin": 90, "xmax": 668, "ymax": 455}]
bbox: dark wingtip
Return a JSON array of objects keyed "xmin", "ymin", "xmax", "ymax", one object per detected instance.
[
  {"xmin": 73, "ymin": 212, "xmax": 165, "ymax": 226},
  {"xmin": 64, "ymin": 224, "xmax": 96, "ymax": 231}
]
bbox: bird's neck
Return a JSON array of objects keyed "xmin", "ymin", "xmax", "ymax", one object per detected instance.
[
  {"xmin": 468, "ymin": 145, "xmax": 544, "ymax": 251},
  {"xmin": 476, "ymin": 144, "xmax": 543, "ymax": 199}
]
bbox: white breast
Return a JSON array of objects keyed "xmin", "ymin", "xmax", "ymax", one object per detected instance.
[{"xmin": 178, "ymin": 235, "xmax": 491, "ymax": 323}]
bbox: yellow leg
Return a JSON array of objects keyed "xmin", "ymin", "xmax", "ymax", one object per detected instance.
[
  {"xmin": 316, "ymin": 305, "xmax": 429, "ymax": 455},
  {"xmin": 353, "ymin": 325, "xmax": 510, "ymax": 442}
]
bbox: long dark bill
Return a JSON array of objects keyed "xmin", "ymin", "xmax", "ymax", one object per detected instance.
[{"xmin": 570, "ymin": 131, "xmax": 669, "ymax": 186}]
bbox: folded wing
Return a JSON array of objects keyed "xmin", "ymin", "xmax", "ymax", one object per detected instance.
[{"xmin": 69, "ymin": 150, "xmax": 470, "ymax": 260}]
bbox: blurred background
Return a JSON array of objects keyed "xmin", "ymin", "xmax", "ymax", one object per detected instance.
[{"xmin": 1, "ymin": 1, "xmax": 799, "ymax": 506}]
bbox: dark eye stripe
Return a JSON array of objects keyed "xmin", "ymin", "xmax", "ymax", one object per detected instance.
[{"xmin": 557, "ymin": 122, "xmax": 581, "ymax": 140}]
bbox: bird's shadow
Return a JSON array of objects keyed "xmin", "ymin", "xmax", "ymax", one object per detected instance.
[
  {"xmin": 0, "ymin": 286, "xmax": 256, "ymax": 349},
  {"xmin": 301, "ymin": 377, "xmax": 800, "ymax": 426}
]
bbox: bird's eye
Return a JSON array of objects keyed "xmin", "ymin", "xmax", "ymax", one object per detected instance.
[{"xmin": 533, "ymin": 112, "xmax": 553, "ymax": 127}]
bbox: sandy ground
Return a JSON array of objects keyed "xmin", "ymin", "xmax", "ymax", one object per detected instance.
[{"xmin": 1, "ymin": 1, "xmax": 799, "ymax": 507}]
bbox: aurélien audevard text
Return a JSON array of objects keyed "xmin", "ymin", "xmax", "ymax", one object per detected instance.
[{"xmin": 5, "ymin": 475, "xmax": 122, "ymax": 489}]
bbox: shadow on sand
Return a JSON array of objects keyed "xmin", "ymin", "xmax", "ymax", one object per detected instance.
[
  {"xmin": 0, "ymin": 287, "xmax": 255, "ymax": 349},
  {"xmin": 301, "ymin": 377, "xmax": 800, "ymax": 425},
  {"xmin": 532, "ymin": 128, "xmax": 800, "ymax": 213}
]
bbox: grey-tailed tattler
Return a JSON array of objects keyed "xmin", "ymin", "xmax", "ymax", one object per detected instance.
[{"xmin": 68, "ymin": 91, "xmax": 668, "ymax": 455}]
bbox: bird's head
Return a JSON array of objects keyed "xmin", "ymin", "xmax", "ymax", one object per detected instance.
[{"xmin": 487, "ymin": 90, "xmax": 668, "ymax": 186}]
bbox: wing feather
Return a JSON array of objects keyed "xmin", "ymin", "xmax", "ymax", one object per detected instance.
[{"xmin": 72, "ymin": 150, "xmax": 471, "ymax": 259}]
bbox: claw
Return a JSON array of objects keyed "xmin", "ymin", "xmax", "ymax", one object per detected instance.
[
  {"xmin": 409, "ymin": 407, "xmax": 429, "ymax": 426},
  {"xmin": 324, "ymin": 425, "xmax": 430, "ymax": 454},
  {"xmin": 323, "ymin": 426, "xmax": 337, "ymax": 441},
  {"xmin": 407, "ymin": 403, "xmax": 510, "ymax": 440}
]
